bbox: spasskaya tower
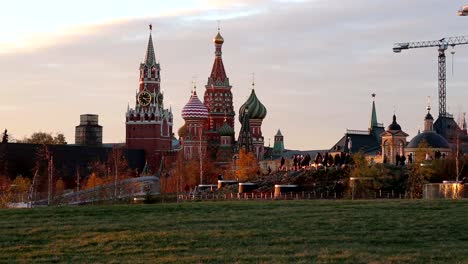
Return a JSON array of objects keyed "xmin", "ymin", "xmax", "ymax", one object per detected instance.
[{"xmin": 126, "ymin": 25, "xmax": 173, "ymax": 172}]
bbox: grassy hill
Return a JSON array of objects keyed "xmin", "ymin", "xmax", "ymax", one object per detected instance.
[{"xmin": 1, "ymin": 200, "xmax": 468, "ymax": 263}]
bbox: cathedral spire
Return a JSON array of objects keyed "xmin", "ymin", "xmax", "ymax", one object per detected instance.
[
  {"xmin": 370, "ymin": 93, "xmax": 378, "ymax": 129},
  {"xmin": 209, "ymin": 25, "xmax": 228, "ymax": 86},
  {"xmin": 144, "ymin": 24, "xmax": 156, "ymax": 66}
]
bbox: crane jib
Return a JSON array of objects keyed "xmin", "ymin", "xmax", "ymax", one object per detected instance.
[
  {"xmin": 393, "ymin": 35, "xmax": 468, "ymax": 117},
  {"xmin": 394, "ymin": 36, "xmax": 468, "ymax": 50}
]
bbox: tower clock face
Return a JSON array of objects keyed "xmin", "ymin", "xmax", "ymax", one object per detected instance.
[{"xmin": 138, "ymin": 91, "xmax": 152, "ymax": 106}]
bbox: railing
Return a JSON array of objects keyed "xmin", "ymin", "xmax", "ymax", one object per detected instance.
[
  {"xmin": 32, "ymin": 176, "xmax": 160, "ymax": 206},
  {"xmin": 177, "ymin": 190, "xmax": 407, "ymax": 202},
  {"xmin": 346, "ymin": 129, "xmax": 370, "ymax": 135}
]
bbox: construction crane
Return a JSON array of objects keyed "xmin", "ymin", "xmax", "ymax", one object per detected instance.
[{"xmin": 393, "ymin": 36, "xmax": 468, "ymax": 117}]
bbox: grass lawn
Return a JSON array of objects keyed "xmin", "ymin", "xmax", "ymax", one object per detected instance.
[{"xmin": 1, "ymin": 200, "xmax": 468, "ymax": 263}]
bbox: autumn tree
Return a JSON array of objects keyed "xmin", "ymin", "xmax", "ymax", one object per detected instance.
[
  {"xmin": 55, "ymin": 178, "xmax": 65, "ymax": 195},
  {"xmin": 84, "ymin": 173, "xmax": 104, "ymax": 190},
  {"xmin": 235, "ymin": 149, "xmax": 259, "ymax": 182},
  {"xmin": 347, "ymin": 152, "xmax": 387, "ymax": 198},
  {"xmin": 406, "ymin": 142, "xmax": 434, "ymax": 199},
  {"xmin": 165, "ymin": 152, "xmax": 223, "ymax": 193},
  {"xmin": 18, "ymin": 132, "xmax": 67, "ymax": 145},
  {"xmin": 9, "ymin": 176, "xmax": 31, "ymax": 203}
]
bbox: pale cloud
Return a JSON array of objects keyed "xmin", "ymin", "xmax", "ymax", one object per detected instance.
[{"xmin": 0, "ymin": 0, "xmax": 467, "ymax": 150}]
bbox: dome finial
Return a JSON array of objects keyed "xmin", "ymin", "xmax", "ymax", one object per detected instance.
[
  {"xmin": 251, "ymin": 72, "xmax": 255, "ymax": 89},
  {"xmin": 213, "ymin": 22, "xmax": 224, "ymax": 44},
  {"xmin": 149, "ymin": 24, "xmax": 152, "ymax": 31},
  {"xmin": 191, "ymin": 77, "xmax": 197, "ymax": 94},
  {"xmin": 427, "ymin": 96, "xmax": 431, "ymax": 112}
]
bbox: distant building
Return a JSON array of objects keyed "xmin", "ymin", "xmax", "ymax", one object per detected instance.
[
  {"xmin": 272, "ymin": 129, "xmax": 285, "ymax": 156},
  {"xmin": 75, "ymin": 114, "xmax": 102, "ymax": 146},
  {"xmin": 406, "ymin": 104, "xmax": 451, "ymax": 157},
  {"xmin": 381, "ymin": 114, "xmax": 409, "ymax": 164},
  {"xmin": 178, "ymin": 28, "xmax": 269, "ymax": 172},
  {"xmin": 330, "ymin": 94, "xmax": 384, "ymax": 156}
]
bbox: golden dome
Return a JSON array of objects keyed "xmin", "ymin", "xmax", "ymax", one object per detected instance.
[{"xmin": 213, "ymin": 32, "xmax": 224, "ymax": 44}]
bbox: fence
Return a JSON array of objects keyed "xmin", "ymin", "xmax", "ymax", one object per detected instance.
[
  {"xmin": 31, "ymin": 176, "xmax": 159, "ymax": 206},
  {"xmin": 177, "ymin": 190, "xmax": 407, "ymax": 202}
]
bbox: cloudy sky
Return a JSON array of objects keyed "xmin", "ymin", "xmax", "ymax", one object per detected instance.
[{"xmin": 0, "ymin": 0, "xmax": 467, "ymax": 150}]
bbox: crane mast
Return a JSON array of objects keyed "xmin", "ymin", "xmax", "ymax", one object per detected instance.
[{"xmin": 393, "ymin": 36, "xmax": 468, "ymax": 117}]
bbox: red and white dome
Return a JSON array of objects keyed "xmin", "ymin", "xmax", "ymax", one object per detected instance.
[{"xmin": 181, "ymin": 91, "xmax": 209, "ymax": 120}]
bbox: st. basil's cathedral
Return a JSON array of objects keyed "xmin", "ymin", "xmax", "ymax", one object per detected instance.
[{"xmin": 126, "ymin": 26, "xmax": 268, "ymax": 172}]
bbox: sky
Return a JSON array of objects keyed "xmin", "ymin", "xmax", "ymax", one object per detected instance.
[{"xmin": 0, "ymin": 0, "xmax": 467, "ymax": 150}]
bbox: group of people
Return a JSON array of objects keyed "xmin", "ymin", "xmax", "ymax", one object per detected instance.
[
  {"xmin": 313, "ymin": 152, "xmax": 352, "ymax": 168},
  {"xmin": 279, "ymin": 152, "xmax": 352, "ymax": 171},
  {"xmin": 383, "ymin": 153, "xmax": 412, "ymax": 166}
]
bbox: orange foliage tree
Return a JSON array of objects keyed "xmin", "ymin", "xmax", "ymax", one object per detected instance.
[
  {"xmin": 84, "ymin": 173, "xmax": 104, "ymax": 190},
  {"xmin": 162, "ymin": 152, "xmax": 222, "ymax": 193},
  {"xmin": 235, "ymin": 149, "xmax": 259, "ymax": 182},
  {"xmin": 55, "ymin": 178, "xmax": 65, "ymax": 195}
]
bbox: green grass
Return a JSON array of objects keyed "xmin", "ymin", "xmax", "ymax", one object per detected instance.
[{"xmin": 1, "ymin": 200, "xmax": 468, "ymax": 263}]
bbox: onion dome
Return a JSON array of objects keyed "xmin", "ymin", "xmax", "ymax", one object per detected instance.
[
  {"xmin": 181, "ymin": 90, "xmax": 209, "ymax": 120},
  {"xmin": 178, "ymin": 123, "xmax": 187, "ymax": 137},
  {"xmin": 213, "ymin": 32, "xmax": 224, "ymax": 45},
  {"xmin": 387, "ymin": 114, "xmax": 402, "ymax": 131},
  {"xmin": 218, "ymin": 122, "xmax": 235, "ymax": 136},
  {"xmin": 425, "ymin": 111, "xmax": 434, "ymax": 120},
  {"xmin": 239, "ymin": 89, "xmax": 267, "ymax": 121}
]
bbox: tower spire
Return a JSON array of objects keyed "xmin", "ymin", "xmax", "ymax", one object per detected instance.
[
  {"xmin": 370, "ymin": 93, "xmax": 378, "ymax": 129},
  {"xmin": 144, "ymin": 25, "xmax": 156, "ymax": 66},
  {"xmin": 209, "ymin": 24, "xmax": 227, "ymax": 85}
]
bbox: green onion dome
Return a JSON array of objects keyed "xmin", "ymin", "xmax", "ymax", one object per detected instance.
[
  {"xmin": 178, "ymin": 123, "xmax": 187, "ymax": 138},
  {"xmin": 239, "ymin": 89, "xmax": 267, "ymax": 122},
  {"xmin": 218, "ymin": 122, "xmax": 235, "ymax": 136}
]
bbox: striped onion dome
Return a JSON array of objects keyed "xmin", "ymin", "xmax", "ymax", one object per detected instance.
[
  {"xmin": 178, "ymin": 123, "xmax": 187, "ymax": 137},
  {"xmin": 181, "ymin": 91, "xmax": 209, "ymax": 120},
  {"xmin": 239, "ymin": 89, "xmax": 267, "ymax": 121},
  {"xmin": 218, "ymin": 122, "xmax": 235, "ymax": 136}
]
